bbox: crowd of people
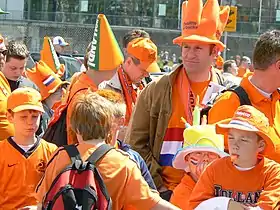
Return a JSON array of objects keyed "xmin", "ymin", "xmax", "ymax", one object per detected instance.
[{"xmin": 0, "ymin": 0, "xmax": 280, "ymax": 209}]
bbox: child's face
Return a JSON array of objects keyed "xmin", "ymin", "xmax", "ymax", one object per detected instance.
[
  {"xmin": 8, "ymin": 110, "xmax": 41, "ymax": 138},
  {"xmin": 228, "ymin": 128, "xmax": 265, "ymax": 166},
  {"xmin": 186, "ymin": 151, "xmax": 219, "ymax": 181}
]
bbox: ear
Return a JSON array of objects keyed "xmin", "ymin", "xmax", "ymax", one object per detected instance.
[
  {"xmin": 211, "ymin": 46, "xmax": 219, "ymax": 57},
  {"xmin": 6, "ymin": 112, "xmax": 14, "ymax": 123},
  {"xmin": 257, "ymin": 139, "xmax": 266, "ymax": 153},
  {"xmin": 275, "ymin": 60, "xmax": 280, "ymax": 71}
]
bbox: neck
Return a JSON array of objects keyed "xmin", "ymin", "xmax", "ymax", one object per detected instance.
[
  {"xmin": 44, "ymin": 97, "xmax": 55, "ymax": 110},
  {"xmin": 189, "ymin": 172, "xmax": 198, "ymax": 182},
  {"xmin": 234, "ymin": 157, "xmax": 258, "ymax": 168},
  {"xmin": 13, "ymin": 134, "xmax": 37, "ymax": 146},
  {"xmin": 250, "ymin": 71, "xmax": 277, "ymax": 93},
  {"xmin": 83, "ymin": 138, "xmax": 106, "ymax": 146},
  {"xmin": 185, "ymin": 68, "xmax": 211, "ymax": 82},
  {"xmin": 86, "ymin": 70, "xmax": 114, "ymax": 86}
]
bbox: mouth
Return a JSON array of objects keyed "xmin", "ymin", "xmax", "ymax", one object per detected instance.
[{"xmin": 230, "ymin": 154, "xmax": 239, "ymax": 162}]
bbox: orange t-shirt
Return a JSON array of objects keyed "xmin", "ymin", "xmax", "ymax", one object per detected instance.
[
  {"xmin": 190, "ymin": 80, "xmax": 210, "ymax": 103},
  {"xmin": 208, "ymin": 73, "xmax": 280, "ymax": 163},
  {"xmin": 0, "ymin": 72, "xmax": 13, "ymax": 140},
  {"xmin": 0, "ymin": 137, "xmax": 57, "ymax": 209},
  {"xmin": 66, "ymin": 73, "xmax": 97, "ymax": 145},
  {"xmin": 189, "ymin": 157, "xmax": 280, "ymax": 210},
  {"xmin": 170, "ymin": 174, "xmax": 196, "ymax": 210},
  {"xmin": 237, "ymin": 67, "xmax": 250, "ymax": 78},
  {"xmin": 36, "ymin": 143, "xmax": 161, "ymax": 210}
]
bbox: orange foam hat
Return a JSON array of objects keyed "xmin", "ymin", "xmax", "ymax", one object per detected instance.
[
  {"xmin": 173, "ymin": 0, "xmax": 230, "ymax": 51},
  {"xmin": 25, "ymin": 61, "xmax": 69, "ymax": 100},
  {"xmin": 40, "ymin": 37, "xmax": 65, "ymax": 77},
  {"xmin": 87, "ymin": 14, "xmax": 124, "ymax": 71}
]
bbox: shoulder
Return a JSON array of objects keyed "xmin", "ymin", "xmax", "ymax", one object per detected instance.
[
  {"xmin": 40, "ymin": 139, "xmax": 58, "ymax": 152},
  {"xmin": 262, "ymin": 158, "xmax": 280, "ymax": 174}
]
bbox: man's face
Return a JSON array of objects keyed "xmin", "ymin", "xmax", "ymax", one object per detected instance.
[
  {"xmin": 228, "ymin": 128, "xmax": 264, "ymax": 166},
  {"xmin": 230, "ymin": 62, "xmax": 238, "ymax": 76},
  {"xmin": 54, "ymin": 45, "xmax": 65, "ymax": 54},
  {"xmin": 124, "ymin": 57, "xmax": 149, "ymax": 84},
  {"xmin": 3, "ymin": 57, "xmax": 27, "ymax": 81},
  {"xmin": 0, "ymin": 44, "xmax": 7, "ymax": 71},
  {"xmin": 8, "ymin": 110, "xmax": 41, "ymax": 138},
  {"xmin": 242, "ymin": 60, "xmax": 251, "ymax": 69},
  {"xmin": 182, "ymin": 43, "xmax": 216, "ymax": 74},
  {"xmin": 185, "ymin": 151, "xmax": 219, "ymax": 181}
]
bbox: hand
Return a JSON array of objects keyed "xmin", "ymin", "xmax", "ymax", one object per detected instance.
[
  {"xmin": 158, "ymin": 185, "xmax": 168, "ymax": 193},
  {"xmin": 228, "ymin": 200, "xmax": 248, "ymax": 210}
]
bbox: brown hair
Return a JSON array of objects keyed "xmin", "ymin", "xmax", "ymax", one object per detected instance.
[
  {"xmin": 123, "ymin": 29, "xmax": 150, "ymax": 49},
  {"xmin": 223, "ymin": 60, "xmax": 236, "ymax": 73},
  {"xmin": 6, "ymin": 40, "xmax": 29, "ymax": 62},
  {"xmin": 253, "ymin": 30, "xmax": 280, "ymax": 70},
  {"xmin": 70, "ymin": 91, "xmax": 115, "ymax": 141}
]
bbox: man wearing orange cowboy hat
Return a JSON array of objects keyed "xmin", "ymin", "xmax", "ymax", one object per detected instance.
[
  {"xmin": 125, "ymin": 0, "xmax": 230, "ymax": 200},
  {"xmin": 25, "ymin": 61, "xmax": 69, "ymax": 133},
  {"xmin": 0, "ymin": 34, "xmax": 14, "ymax": 140}
]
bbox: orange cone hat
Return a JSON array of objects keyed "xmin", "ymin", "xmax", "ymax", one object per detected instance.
[
  {"xmin": 25, "ymin": 61, "xmax": 69, "ymax": 100},
  {"xmin": 173, "ymin": 0, "xmax": 230, "ymax": 51},
  {"xmin": 87, "ymin": 14, "xmax": 124, "ymax": 71},
  {"xmin": 40, "ymin": 37, "xmax": 65, "ymax": 77}
]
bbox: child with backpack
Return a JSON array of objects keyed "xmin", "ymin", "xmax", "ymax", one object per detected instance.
[
  {"xmin": 189, "ymin": 105, "xmax": 280, "ymax": 210},
  {"xmin": 36, "ymin": 91, "xmax": 180, "ymax": 210},
  {"xmin": 0, "ymin": 87, "xmax": 57, "ymax": 209},
  {"xmin": 170, "ymin": 125, "xmax": 227, "ymax": 209}
]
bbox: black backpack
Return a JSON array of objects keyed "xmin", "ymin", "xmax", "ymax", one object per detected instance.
[
  {"xmin": 43, "ymin": 88, "xmax": 87, "ymax": 146},
  {"xmin": 42, "ymin": 144, "xmax": 113, "ymax": 210},
  {"xmin": 201, "ymin": 85, "xmax": 252, "ymax": 119}
]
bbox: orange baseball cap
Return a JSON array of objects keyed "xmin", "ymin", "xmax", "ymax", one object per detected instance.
[
  {"xmin": 173, "ymin": 0, "xmax": 230, "ymax": 52},
  {"xmin": 216, "ymin": 105, "xmax": 274, "ymax": 155},
  {"xmin": 127, "ymin": 38, "xmax": 160, "ymax": 73},
  {"xmin": 25, "ymin": 61, "xmax": 69, "ymax": 100},
  {"xmin": 7, "ymin": 87, "xmax": 45, "ymax": 113}
]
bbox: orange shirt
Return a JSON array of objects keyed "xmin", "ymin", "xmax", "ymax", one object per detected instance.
[
  {"xmin": 189, "ymin": 157, "xmax": 280, "ymax": 210},
  {"xmin": 66, "ymin": 73, "xmax": 97, "ymax": 144},
  {"xmin": 237, "ymin": 67, "xmax": 250, "ymax": 78},
  {"xmin": 0, "ymin": 72, "xmax": 13, "ymax": 140},
  {"xmin": 170, "ymin": 174, "xmax": 196, "ymax": 210},
  {"xmin": 36, "ymin": 143, "xmax": 161, "ymax": 210},
  {"xmin": 190, "ymin": 80, "xmax": 210, "ymax": 103},
  {"xmin": 0, "ymin": 137, "xmax": 57, "ymax": 209},
  {"xmin": 208, "ymin": 73, "xmax": 280, "ymax": 163}
]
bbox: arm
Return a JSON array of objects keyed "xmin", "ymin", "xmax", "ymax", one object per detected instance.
[
  {"xmin": 208, "ymin": 91, "xmax": 240, "ymax": 124},
  {"xmin": 125, "ymin": 83, "xmax": 163, "ymax": 188},
  {"xmin": 189, "ymin": 163, "xmax": 215, "ymax": 209},
  {"xmin": 257, "ymin": 165, "xmax": 280, "ymax": 210}
]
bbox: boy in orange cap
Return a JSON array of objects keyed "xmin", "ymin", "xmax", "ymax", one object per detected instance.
[
  {"xmin": 189, "ymin": 105, "xmax": 280, "ymax": 210},
  {"xmin": 25, "ymin": 61, "xmax": 69, "ymax": 133},
  {"xmin": 170, "ymin": 125, "xmax": 227, "ymax": 209},
  {"xmin": 0, "ymin": 87, "xmax": 57, "ymax": 209},
  {"xmin": 126, "ymin": 0, "xmax": 230, "ymax": 201}
]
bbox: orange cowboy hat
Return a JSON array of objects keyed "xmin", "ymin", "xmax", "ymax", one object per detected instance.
[
  {"xmin": 25, "ymin": 61, "xmax": 69, "ymax": 100},
  {"xmin": 173, "ymin": 0, "xmax": 230, "ymax": 51}
]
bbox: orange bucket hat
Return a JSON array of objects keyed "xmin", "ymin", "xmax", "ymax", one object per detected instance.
[
  {"xmin": 127, "ymin": 37, "xmax": 160, "ymax": 73},
  {"xmin": 173, "ymin": 0, "xmax": 230, "ymax": 51},
  {"xmin": 216, "ymin": 105, "xmax": 275, "ymax": 155},
  {"xmin": 25, "ymin": 61, "xmax": 69, "ymax": 100},
  {"xmin": 216, "ymin": 55, "xmax": 224, "ymax": 70}
]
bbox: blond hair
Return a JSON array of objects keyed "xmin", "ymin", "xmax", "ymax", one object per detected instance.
[
  {"xmin": 70, "ymin": 91, "xmax": 115, "ymax": 141},
  {"xmin": 95, "ymin": 89, "xmax": 126, "ymax": 119}
]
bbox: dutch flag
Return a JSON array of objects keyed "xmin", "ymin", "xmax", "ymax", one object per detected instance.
[{"xmin": 43, "ymin": 75, "xmax": 55, "ymax": 86}]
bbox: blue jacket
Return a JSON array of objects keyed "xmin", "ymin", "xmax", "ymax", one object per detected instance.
[{"xmin": 117, "ymin": 140, "xmax": 157, "ymax": 190}]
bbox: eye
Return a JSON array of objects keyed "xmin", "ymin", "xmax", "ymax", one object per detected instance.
[
  {"xmin": 195, "ymin": 46, "xmax": 202, "ymax": 50},
  {"xmin": 20, "ymin": 116, "xmax": 27, "ymax": 119},
  {"xmin": 183, "ymin": 45, "xmax": 190, "ymax": 49}
]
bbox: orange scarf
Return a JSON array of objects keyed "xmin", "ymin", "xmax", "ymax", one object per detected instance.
[
  {"xmin": 117, "ymin": 67, "xmax": 143, "ymax": 125},
  {"xmin": 176, "ymin": 67, "xmax": 196, "ymax": 125}
]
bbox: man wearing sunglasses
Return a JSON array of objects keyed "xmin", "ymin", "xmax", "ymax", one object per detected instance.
[{"xmin": 0, "ymin": 34, "xmax": 13, "ymax": 140}]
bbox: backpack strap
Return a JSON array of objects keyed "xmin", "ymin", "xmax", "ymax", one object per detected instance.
[
  {"xmin": 225, "ymin": 85, "xmax": 252, "ymax": 106},
  {"xmin": 63, "ymin": 145, "xmax": 82, "ymax": 164},
  {"xmin": 87, "ymin": 144, "xmax": 114, "ymax": 165}
]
